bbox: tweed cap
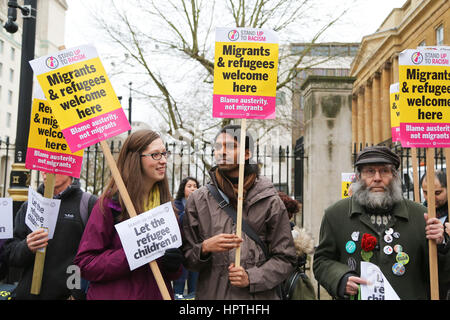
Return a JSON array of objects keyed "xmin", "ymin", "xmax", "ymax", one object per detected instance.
[{"xmin": 355, "ymin": 146, "xmax": 400, "ymax": 169}]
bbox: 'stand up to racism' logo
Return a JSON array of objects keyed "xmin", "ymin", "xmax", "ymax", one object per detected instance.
[
  {"xmin": 45, "ymin": 56, "xmax": 59, "ymax": 69},
  {"xmin": 411, "ymin": 52, "xmax": 423, "ymax": 65},
  {"xmin": 228, "ymin": 30, "xmax": 239, "ymax": 41}
]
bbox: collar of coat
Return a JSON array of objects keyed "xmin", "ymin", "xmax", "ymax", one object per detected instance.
[{"xmin": 349, "ymin": 197, "xmax": 409, "ymax": 221}]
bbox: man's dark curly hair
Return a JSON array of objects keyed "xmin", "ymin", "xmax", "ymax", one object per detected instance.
[{"xmin": 278, "ymin": 191, "xmax": 300, "ymax": 220}]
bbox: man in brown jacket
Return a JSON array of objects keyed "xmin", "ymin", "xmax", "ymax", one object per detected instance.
[{"xmin": 181, "ymin": 125, "xmax": 296, "ymax": 299}]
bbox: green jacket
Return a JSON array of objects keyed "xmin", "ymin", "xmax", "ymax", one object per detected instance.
[{"xmin": 313, "ymin": 197, "xmax": 450, "ymax": 300}]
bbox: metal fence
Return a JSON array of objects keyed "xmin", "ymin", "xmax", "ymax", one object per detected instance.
[{"xmin": 0, "ymin": 139, "xmax": 303, "ymax": 206}]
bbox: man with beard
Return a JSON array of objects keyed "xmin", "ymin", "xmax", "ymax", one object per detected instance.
[
  {"xmin": 313, "ymin": 146, "xmax": 450, "ymax": 299},
  {"xmin": 181, "ymin": 125, "xmax": 296, "ymax": 299}
]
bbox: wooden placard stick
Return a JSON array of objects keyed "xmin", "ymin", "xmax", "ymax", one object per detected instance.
[
  {"xmin": 30, "ymin": 173, "xmax": 55, "ymax": 295},
  {"xmin": 411, "ymin": 147, "xmax": 420, "ymax": 203},
  {"xmin": 445, "ymin": 148, "xmax": 450, "ymax": 229},
  {"xmin": 99, "ymin": 140, "xmax": 171, "ymax": 300},
  {"xmin": 425, "ymin": 148, "xmax": 439, "ymax": 300},
  {"xmin": 235, "ymin": 118, "xmax": 247, "ymax": 267}
]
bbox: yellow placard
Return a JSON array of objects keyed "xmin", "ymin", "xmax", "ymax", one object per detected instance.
[
  {"xmin": 36, "ymin": 57, "xmax": 122, "ymax": 130},
  {"xmin": 398, "ymin": 64, "xmax": 450, "ymax": 123},
  {"xmin": 28, "ymin": 99, "xmax": 84, "ymax": 156},
  {"xmin": 213, "ymin": 42, "xmax": 278, "ymax": 96}
]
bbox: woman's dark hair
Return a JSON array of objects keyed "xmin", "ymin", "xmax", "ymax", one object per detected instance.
[
  {"xmin": 420, "ymin": 169, "xmax": 447, "ymax": 188},
  {"xmin": 278, "ymin": 191, "xmax": 300, "ymax": 220},
  {"xmin": 99, "ymin": 129, "xmax": 172, "ymax": 221},
  {"xmin": 175, "ymin": 177, "xmax": 200, "ymax": 200}
]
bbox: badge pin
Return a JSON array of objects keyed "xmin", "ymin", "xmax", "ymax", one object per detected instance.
[
  {"xmin": 393, "ymin": 231, "xmax": 400, "ymax": 239},
  {"xmin": 385, "ymin": 228, "xmax": 393, "ymax": 235},
  {"xmin": 347, "ymin": 257, "xmax": 357, "ymax": 271},
  {"xmin": 394, "ymin": 244, "xmax": 403, "ymax": 253},
  {"xmin": 383, "ymin": 245, "xmax": 393, "ymax": 255},
  {"xmin": 396, "ymin": 252, "xmax": 409, "ymax": 265},
  {"xmin": 345, "ymin": 241, "xmax": 356, "ymax": 254},
  {"xmin": 392, "ymin": 262, "xmax": 406, "ymax": 276},
  {"xmin": 351, "ymin": 231, "xmax": 360, "ymax": 242},
  {"xmin": 384, "ymin": 234, "xmax": 393, "ymax": 243}
]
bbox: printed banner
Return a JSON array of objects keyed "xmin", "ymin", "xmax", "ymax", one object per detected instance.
[
  {"xmin": 25, "ymin": 187, "xmax": 61, "ymax": 239},
  {"xmin": 26, "ymin": 98, "xmax": 84, "ymax": 177},
  {"xmin": 213, "ymin": 27, "xmax": 279, "ymax": 119},
  {"xmin": 115, "ymin": 202, "xmax": 182, "ymax": 271},
  {"xmin": 341, "ymin": 173, "xmax": 356, "ymax": 198},
  {"xmin": 0, "ymin": 198, "xmax": 13, "ymax": 239},
  {"xmin": 29, "ymin": 44, "xmax": 131, "ymax": 152},
  {"xmin": 390, "ymin": 83, "xmax": 401, "ymax": 142},
  {"xmin": 399, "ymin": 48, "xmax": 450, "ymax": 148}
]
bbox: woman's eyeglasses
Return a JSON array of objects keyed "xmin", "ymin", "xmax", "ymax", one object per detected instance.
[{"xmin": 140, "ymin": 151, "xmax": 171, "ymax": 160}]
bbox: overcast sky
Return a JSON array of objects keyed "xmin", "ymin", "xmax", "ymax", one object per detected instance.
[{"xmin": 63, "ymin": 0, "xmax": 408, "ymax": 123}]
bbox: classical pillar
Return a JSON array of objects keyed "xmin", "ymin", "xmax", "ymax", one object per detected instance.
[
  {"xmin": 352, "ymin": 94, "xmax": 358, "ymax": 146},
  {"xmin": 380, "ymin": 62, "xmax": 392, "ymax": 141},
  {"xmin": 392, "ymin": 54, "xmax": 399, "ymax": 83},
  {"xmin": 357, "ymin": 87, "xmax": 365, "ymax": 146},
  {"xmin": 364, "ymin": 80, "xmax": 373, "ymax": 145},
  {"xmin": 372, "ymin": 72, "xmax": 381, "ymax": 144}
]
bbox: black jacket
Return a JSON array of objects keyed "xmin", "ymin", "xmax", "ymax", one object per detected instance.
[{"xmin": 3, "ymin": 179, "xmax": 97, "ymax": 300}]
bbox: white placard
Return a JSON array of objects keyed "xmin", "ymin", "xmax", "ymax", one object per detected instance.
[
  {"xmin": 25, "ymin": 187, "xmax": 61, "ymax": 239},
  {"xmin": 115, "ymin": 202, "xmax": 182, "ymax": 271},
  {"xmin": 360, "ymin": 261, "xmax": 400, "ymax": 300},
  {"xmin": 0, "ymin": 198, "xmax": 13, "ymax": 239}
]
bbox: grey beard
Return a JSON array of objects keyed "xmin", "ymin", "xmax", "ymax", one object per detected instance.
[{"xmin": 352, "ymin": 176, "xmax": 403, "ymax": 211}]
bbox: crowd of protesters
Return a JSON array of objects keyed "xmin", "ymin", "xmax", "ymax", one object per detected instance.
[{"xmin": 0, "ymin": 129, "xmax": 449, "ymax": 300}]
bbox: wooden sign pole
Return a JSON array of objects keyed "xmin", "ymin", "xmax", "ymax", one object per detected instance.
[
  {"xmin": 425, "ymin": 148, "xmax": 439, "ymax": 300},
  {"xmin": 99, "ymin": 140, "xmax": 171, "ymax": 300},
  {"xmin": 411, "ymin": 148, "xmax": 420, "ymax": 203},
  {"xmin": 30, "ymin": 173, "xmax": 55, "ymax": 295},
  {"xmin": 234, "ymin": 118, "xmax": 247, "ymax": 267}
]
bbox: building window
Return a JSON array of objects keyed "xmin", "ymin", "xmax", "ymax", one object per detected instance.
[
  {"xmin": 10, "ymin": 47, "xmax": 15, "ymax": 61},
  {"xmin": 419, "ymin": 40, "xmax": 426, "ymax": 47},
  {"xmin": 0, "ymin": 40, "xmax": 3, "ymax": 54},
  {"xmin": 7, "ymin": 90, "xmax": 12, "ymax": 105},
  {"xmin": 6, "ymin": 113, "xmax": 11, "ymax": 128},
  {"xmin": 436, "ymin": 25, "xmax": 444, "ymax": 46},
  {"xmin": 9, "ymin": 68, "xmax": 14, "ymax": 82}
]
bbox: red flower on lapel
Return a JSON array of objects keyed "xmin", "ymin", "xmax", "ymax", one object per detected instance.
[{"xmin": 361, "ymin": 233, "xmax": 377, "ymax": 252}]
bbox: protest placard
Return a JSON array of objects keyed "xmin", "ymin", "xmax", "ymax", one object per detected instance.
[
  {"xmin": 213, "ymin": 27, "xmax": 279, "ymax": 267},
  {"xmin": 360, "ymin": 262, "xmax": 399, "ymax": 300},
  {"xmin": 390, "ymin": 83, "xmax": 401, "ymax": 142},
  {"xmin": 26, "ymin": 98, "xmax": 84, "ymax": 177},
  {"xmin": 341, "ymin": 173, "xmax": 355, "ymax": 198},
  {"xmin": 29, "ymin": 44, "xmax": 131, "ymax": 152},
  {"xmin": 0, "ymin": 198, "xmax": 13, "ymax": 239},
  {"xmin": 399, "ymin": 48, "xmax": 450, "ymax": 148},
  {"xmin": 25, "ymin": 186, "xmax": 60, "ymax": 240},
  {"xmin": 213, "ymin": 27, "xmax": 279, "ymax": 119},
  {"xmin": 115, "ymin": 202, "xmax": 181, "ymax": 271}
]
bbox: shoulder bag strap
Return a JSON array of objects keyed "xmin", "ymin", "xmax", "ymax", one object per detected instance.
[{"xmin": 206, "ymin": 183, "xmax": 269, "ymax": 258}]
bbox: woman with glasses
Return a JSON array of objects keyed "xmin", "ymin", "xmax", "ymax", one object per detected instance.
[{"xmin": 74, "ymin": 129, "xmax": 183, "ymax": 300}]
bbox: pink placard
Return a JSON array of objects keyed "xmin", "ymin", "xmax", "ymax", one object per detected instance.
[
  {"xmin": 62, "ymin": 108, "xmax": 131, "ymax": 153},
  {"xmin": 391, "ymin": 126, "xmax": 401, "ymax": 142},
  {"xmin": 212, "ymin": 94, "xmax": 276, "ymax": 119},
  {"xmin": 400, "ymin": 122, "xmax": 450, "ymax": 148},
  {"xmin": 26, "ymin": 147, "xmax": 84, "ymax": 178}
]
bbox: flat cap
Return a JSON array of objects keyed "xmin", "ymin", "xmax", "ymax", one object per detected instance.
[{"xmin": 355, "ymin": 146, "xmax": 400, "ymax": 169}]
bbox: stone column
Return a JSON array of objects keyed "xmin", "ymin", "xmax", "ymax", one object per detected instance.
[
  {"xmin": 352, "ymin": 94, "xmax": 358, "ymax": 146},
  {"xmin": 364, "ymin": 80, "xmax": 373, "ymax": 145},
  {"xmin": 357, "ymin": 87, "xmax": 365, "ymax": 146},
  {"xmin": 380, "ymin": 62, "xmax": 392, "ymax": 141},
  {"xmin": 372, "ymin": 72, "xmax": 381, "ymax": 144}
]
